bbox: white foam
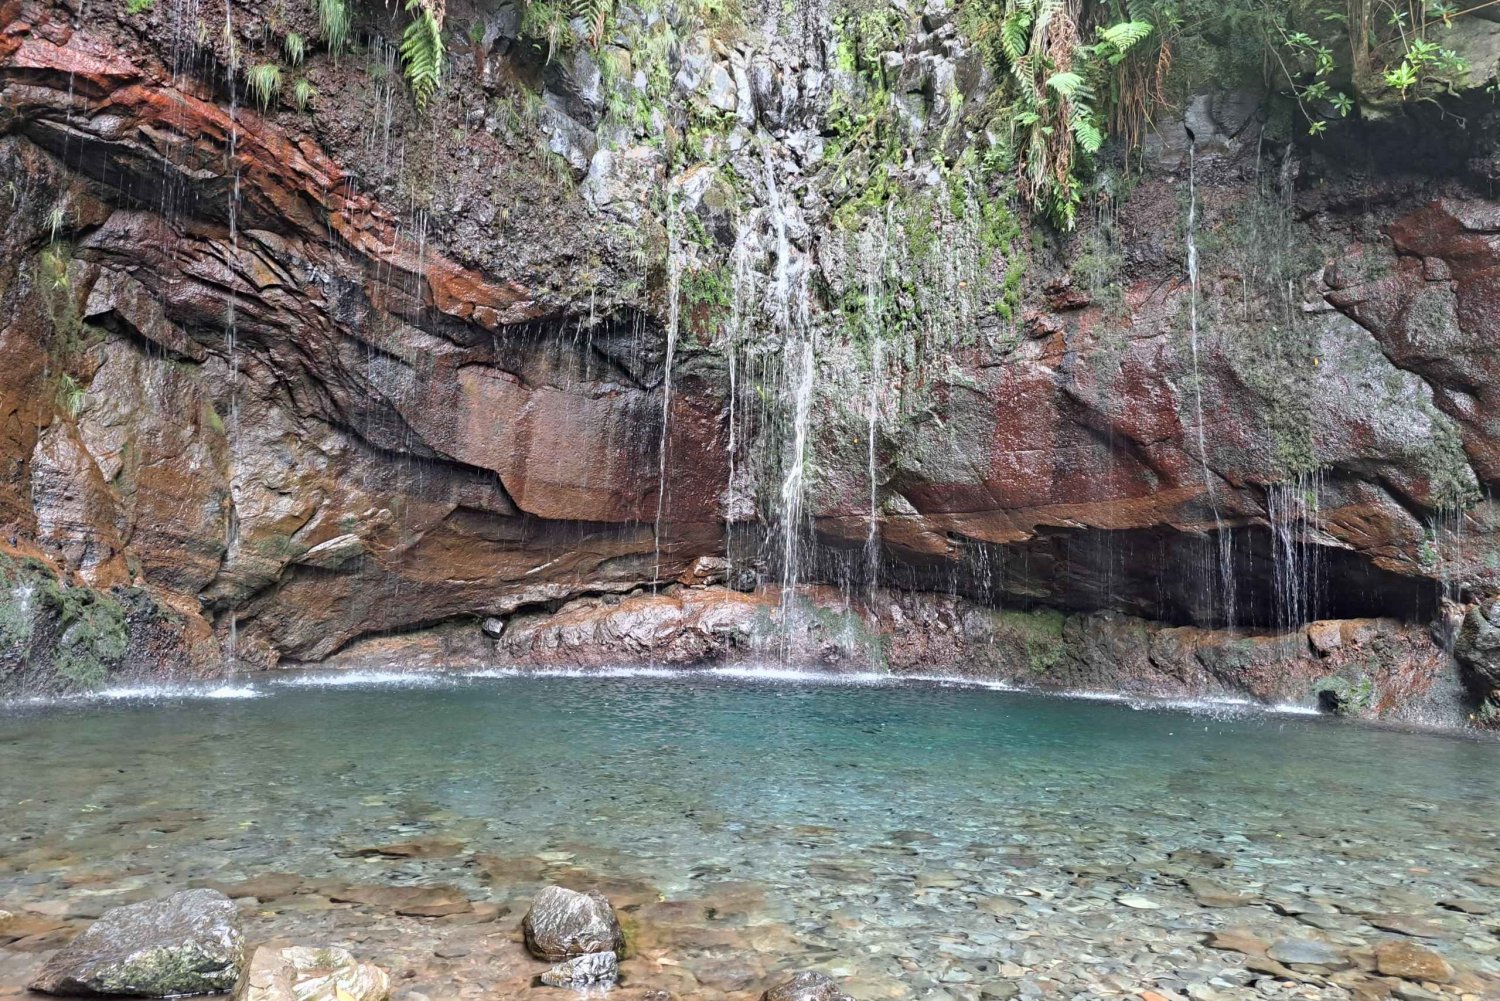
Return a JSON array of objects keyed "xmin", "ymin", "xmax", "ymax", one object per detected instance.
[
  {"xmin": 8, "ymin": 682, "xmax": 263, "ymax": 706},
  {"xmin": 271, "ymin": 670, "xmax": 455, "ymax": 688}
]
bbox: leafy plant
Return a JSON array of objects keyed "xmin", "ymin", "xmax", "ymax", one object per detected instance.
[
  {"xmin": 319, "ymin": 0, "xmax": 351, "ymax": 55},
  {"xmin": 125, "ymin": 0, "xmax": 154, "ymax": 14},
  {"xmin": 284, "ymin": 31, "xmax": 307, "ymax": 66},
  {"xmin": 574, "ymin": 0, "xmax": 616, "ymax": 45},
  {"xmin": 247, "ymin": 62, "xmax": 283, "ymax": 109},
  {"xmin": 400, "ymin": 0, "xmax": 445, "ymax": 108}
]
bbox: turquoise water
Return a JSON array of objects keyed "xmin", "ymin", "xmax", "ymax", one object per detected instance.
[{"xmin": 2, "ymin": 671, "xmax": 1498, "ymax": 998}]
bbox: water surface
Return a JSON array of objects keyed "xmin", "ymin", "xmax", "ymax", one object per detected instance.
[{"xmin": 2, "ymin": 672, "xmax": 1497, "ymax": 999}]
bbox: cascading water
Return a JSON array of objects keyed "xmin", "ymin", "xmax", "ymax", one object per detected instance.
[
  {"xmin": 1183, "ymin": 139, "xmax": 1236, "ymax": 627},
  {"xmin": 653, "ymin": 198, "xmax": 683, "ymax": 587},
  {"xmin": 864, "ymin": 337, "xmax": 884, "ymax": 597},
  {"xmin": 1266, "ymin": 470, "xmax": 1324, "ymax": 632}
]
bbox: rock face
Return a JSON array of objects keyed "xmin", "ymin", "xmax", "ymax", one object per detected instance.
[
  {"xmin": 1456, "ymin": 600, "xmax": 1500, "ymax": 693},
  {"xmin": 28, "ymin": 889, "xmax": 243, "ymax": 997},
  {"xmin": 522, "ymin": 886, "xmax": 626, "ymax": 962},
  {"xmin": 233, "ymin": 946, "xmax": 391, "ymax": 1001},
  {"xmin": 0, "ymin": 0, "xmax": 1497, "ymax": 715},
  {"xmin": 761, "ymin": 972, "xmax": 856, "ymax": 1001}
]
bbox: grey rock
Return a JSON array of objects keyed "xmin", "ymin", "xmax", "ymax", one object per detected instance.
[
  {"xmin": 1266, "ymin": 937, "xmax": 1348, "ymax": 968},
  {"xmin": 521, "ymin": 886, "xmax": 624, "ymax": 961},
  {"xmin": 29, "ymin": 889, "xmax": 244, "ymax": 996},
  {"xmin": 539, "ymin": 950, "xmax": 618, "ymax": 987},
  {"xmin": 761, "ymin": 972, "xmax": 855, "ymax": 1001},
  {"xmin": 1456, "ymin": 599, "xmax": 1500, "ymax": 691},
  {"xmin": 481, "ymin": 616, "xmax": 507, "ymax": 639},
  {"xmin": 707, "ymin": 63, "xmax": 738, "ymax": 113}
]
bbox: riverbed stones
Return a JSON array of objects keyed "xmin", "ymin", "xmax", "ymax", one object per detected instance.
[
  {"xmin": 1266, "ymin": 937, "xmax": 1348, "ymax": 969},
  {"xmin": 761, "ymin": 971, "xmax": 856, "ymax": 1001},
  {"xmin": 538, "ymin": 950, "xmax": 619, "ymax": 987},
  {"xmin": 28, "ymin": 889, "xmax": 243, "ymax": 996},
  {"xmin": 1374, "ymin": 940, "xmax": 1453, "ymax": 983},
  {"xmin": 232, "ymin": 945, "xmax": 391, "ymax": 1001},
  {"xmin": 522, "ymin": 886, "xmax": 625, "ymax": 960}
]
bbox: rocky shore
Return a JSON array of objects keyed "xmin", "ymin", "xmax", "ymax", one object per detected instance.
[{"xmin": 3, "ymin": 852, "xmax": 1495, "ymax": 1001}]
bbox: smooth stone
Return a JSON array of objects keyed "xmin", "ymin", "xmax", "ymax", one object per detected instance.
[
  {"xmin": 1373, "ymin": 940, "xmax": 1454, "ymax": 983},
  {"xmin": 1367, "ymin": 914, "xmax": 1447, "ymax": 939},
  {"xmin": 323, "ymin": 884, "xmax": 473, "ymax": 917},
  {"xmin": 1206, "ymin": 928, "xmax": 1269, "ymax": 957},
  {"xmin": 522, "ymin": 885, "xmax": 625, "ymax": 961},
  {"xmin": 1185, "ymin": 878, "xmax": 1253, "ymax": 908},
  {"xmin": 1117, "ymin": 894, "xmax": 1161, "ymax": 910},
  {"xmin": 233, "ymin": 945, "xmax": 390, "ymax": 1001},
  {"xmin": 29, "ymin": 889, "xmax": 243, "ymax": 997},
  {"xmin": 348, "ymin": 837, "xmax": 467, "ymax": 859},
  {"xmin": 1437, "ymin": 899, "xmax": 1493, "ymax": 916},
  {"xmin": 1266, "ymin": 937, "xmax": 1348, "ymax": 968},
  {"xmin": 539, "ymin": 950, "xmax": 619, "ymax": 987},
  {"xmin": 761, "ymin": 972, "xmax": 856, "ymax": 1001}
]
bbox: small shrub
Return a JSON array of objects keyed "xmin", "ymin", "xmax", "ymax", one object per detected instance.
[{"xmin": 247, "ymin": 63, "xmax": 282, "ymax": 109}]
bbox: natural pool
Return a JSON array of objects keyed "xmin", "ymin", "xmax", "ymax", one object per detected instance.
[{"xmin": 1, "ymin": 670, "xmax": 1497, "ymax": 1001}]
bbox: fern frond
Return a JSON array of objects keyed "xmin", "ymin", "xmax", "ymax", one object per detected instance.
[
  {"xmin": 572, "ymin": 0, "xmax": 615, "ymax": 46},
  {"xmin": 1045, "ymin": 70, "xmax": 1085, "ymax": 96},
  {"xmin": 1069, "ymin": 106, "xmax": 1103, "ymax": 153},
  {"xmin": 1100, "ymin": 20, "xmax": 1153, "ymax": 54},
  {"xmin": 400, "ymin": 0, "xmax": 445, "ymax": 109}
]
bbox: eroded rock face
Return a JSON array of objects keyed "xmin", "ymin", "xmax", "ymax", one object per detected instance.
[
  {"xmin": 0, "ymin": 0, "xmax": 1495, "ymax": 708},
  {"xmin": 522, "ymin": 887, "xmax": 625, "ymax": 962},
  {"xmin": 28, "ymin": 889, "xmax": 243, "ymax": 997},
  {"xmin": 1456, "ymin": 600, "xmax": 1500, "ymax": 693},
  {"xmin": 233, "ymin": 946, "xmax": 391, "ymax": 1001}
]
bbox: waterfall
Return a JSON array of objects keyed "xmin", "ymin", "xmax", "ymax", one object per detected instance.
[
  {"xmin": 1184, "ymin": 139, "xmax": 1236, "ymax": 627},
  {"xmin": 653, "ymin": 199, "xmax": 683, "ymax": 587},
  {"xmin": 1267, "ymin": 470, "xmax": 1323, "ymax": 631},
  {"xmin": 864, "ymin": 337, "xmax": 883, "ymax": 598}
]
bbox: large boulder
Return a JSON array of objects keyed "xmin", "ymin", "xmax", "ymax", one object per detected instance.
[
  {"xmin": 28, "ymin": 889, "xmax": 243, "ymax": 997},
  {"xmin": 761, "ymin": 972, "xmax": 856, "ymax": 1001},
  {"xmin": 521, "ymin": 886, "xmax": 625, "ymax": 961},
  {"xmin": 1456, "ymin": 599, "xmax": 1500, "ymax": 693},
  {"xmin": 232, "ymin": 946, "xmax": 390, "ymax": 1001}
]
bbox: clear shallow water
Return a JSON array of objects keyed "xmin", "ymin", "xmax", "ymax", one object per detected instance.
[{"xmin": 2, "ymin": 672, "xmax": 1499, "ymax": 1000}]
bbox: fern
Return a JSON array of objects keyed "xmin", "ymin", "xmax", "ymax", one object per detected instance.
[
  {"xmin": 319, "ymin": 0, "xmax": 350, "ymax": 55},
  {"xmin": 1099, "ymin": 20, "xmax": 1152, "ymax": 54},
  {"xmin": 573, "ymin": 0, "xmax": 615, "ymax": 46},
  {"xmin": 284, "ymin": 32, "xmax": 306, "ymax": 65},
  {"xmin": 400, "ymin": 0, "xmax": 445, "ymax": 109},
  {"xmin": 247, "ymin": 62, "xmax": 282, "ymax": 109},
  {"xmin": 1045, "ymin": 71, "xmax": 1085, "ymax": 96}
]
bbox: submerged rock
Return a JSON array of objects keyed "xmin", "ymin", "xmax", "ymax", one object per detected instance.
[
  {"xmin": 29, "ymin": 889, "xmax": 243, "ymax": 996},
  {"xmin": 233, "ymin": 946, "xmax": 391, "ymax": 1001},
  {"xmin": 538, "ymin": 950, "xmax": 619, "ymax": 987},
  {"xmin": 522, "ymin": 886, "xmax": 625, "ymax": 961},
  {"xmin": 761, "ymin": 971, "xmax": 856, "ymax": 1001}
]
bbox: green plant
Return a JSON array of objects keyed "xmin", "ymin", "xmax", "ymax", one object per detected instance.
[
  {"xmin": 400, "ymin": 0, "xmax": 445, "ymax": 108},
  {"xmin": 125, "ymin": 0, "xmax": 154, "ymax": 14},
  {"xmin": 46, "ymin": 205, "xmax": 65, "ymax": 243},
  {"xmin": 247, "ymin": 62, "xmax": 283, "ymax": 109},
  {"xmin": 291, "ymin": 77, "xmax": 317, "ymax": 110},
  {"xmin": 574, "ymin": 0, "xmax": 616, "ymax": 45},
  {"xmin": 319, "ymin": 0, "xmax": 351, "ymax": 55},
  {"xmin": 284, "ymin": 31, "xmax": 307, "ymax": 65}
]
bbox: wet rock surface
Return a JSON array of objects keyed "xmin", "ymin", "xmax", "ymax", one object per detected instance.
[
  {"xmin": 538, "ymin": 950, "xmax": 619, "ymax": 987},
  {"xmin": 27, "ymin": 889, "xmax": 243, "ymax": 996},
  {"xmin": 233, "ymin": 946, "xmax": 391, "ymax": 1001},
  {"xmin": 522, "ymin": 886, "xmax": 625, "ymax": 961}
]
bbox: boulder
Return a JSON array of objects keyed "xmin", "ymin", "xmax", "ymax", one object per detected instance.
[
  {"xmin": 233, "ymin": 946, "xmax": 390, "ymax": 1001},
  {"xmin": 1373, "ymin": 939, "xmax": 1453, "ymax": 983},
  {"xmin": 522, "ymin": 886, "xmax": 625, "ymax": 961},
  {"xmin": 28, "ymin": 889, "xmax": 243, "ymax": 996},
  {"xmin": 538, "ymin": 950, "xmax": 619, "ymax": 987},
  {"xmin": 1456, "ymin": 600, "xmax": 1500, "ymax": 692},
  {"xmin": 761, "ymin": 972, "xmax": 856, "ymax": 1001}
]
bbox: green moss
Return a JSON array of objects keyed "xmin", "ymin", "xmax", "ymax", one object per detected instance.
[{"xmin": 993, "ymin": 608, "xmax": 1067, "ymax": 674}]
